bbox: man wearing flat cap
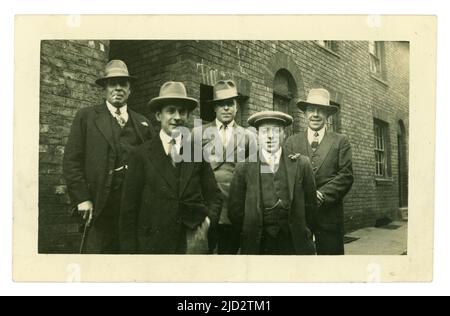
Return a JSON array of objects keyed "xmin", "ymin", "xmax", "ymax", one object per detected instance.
[
  {"xmin": 193, "ymin": 79, "xmax": 256, "ymax": 254},
  {"xmin": 63, "ymin": 60, "xmax": 155, "ymax": 254},
  {"xmin": 285, "ymin": 88, "xmax": 354, "ymax": 255},
  {"xmin": 119, "ymin": 81, "xmax": 222, "ymax": 254},
  {"xmin": 228, "ymin": 111, "xmax": 318, "ymax": 255}
]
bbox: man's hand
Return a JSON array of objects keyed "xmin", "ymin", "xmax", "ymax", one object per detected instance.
[
  {"xmin": 194, "ymin": 216, "xmax": 211, "ymax": 242},
  {"xmin": 317, "ymin": 191, "xmax": 325, "ymax": 207},
  {"xmin": 78, "ymin": 200, "xmax": 94, "ymax": 227}
]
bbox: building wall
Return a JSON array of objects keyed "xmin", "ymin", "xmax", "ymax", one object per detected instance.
[
  {"xmin": 38, "ymin": 40, "xmax": 409, "ymax": 253},
  {"xmin": 39, "ymin": 40, "xmax": 110, "ymax": 253}
]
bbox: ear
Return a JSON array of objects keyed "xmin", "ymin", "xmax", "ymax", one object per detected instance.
[{"xmin": 155, "ymin": 111, "xmax": 162, "ymax": 122}]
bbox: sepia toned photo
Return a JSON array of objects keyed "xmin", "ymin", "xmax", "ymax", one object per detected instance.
[{"xmin": 13, "ymin": 15, "xmax": 435, "ymax": 282}]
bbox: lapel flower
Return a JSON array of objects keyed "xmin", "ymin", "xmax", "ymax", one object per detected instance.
[
  {"xmin": 141, "ymin": 122, "xmax": 149, "ymax": 127},
  {"xmin": 288, "ymin": 153, "xmax": 302, "ymax": 161}
]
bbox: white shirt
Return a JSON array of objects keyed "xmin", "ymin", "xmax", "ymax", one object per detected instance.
[
  {"xmin": 308, "ymin": 126, "xmax": 326, "ymax": 146},
  {"xmin": 106, "ymin": 101, "xmax": 129, "ymax": 123},
  {"xmin": 160, "ymin": 130, "xmax": 182, "ymax": 156},
  {"xmin": 216, "ymin": 119, "xmax": 235, "ymax": 147},
  {"xmin": 261, "ymin": 148, "xmax": 282, "ymax": 173}
]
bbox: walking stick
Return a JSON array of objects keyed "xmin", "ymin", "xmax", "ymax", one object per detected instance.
[{"xmin": 79, "ymin": 221, "xmax": 90, "ymax": 254}]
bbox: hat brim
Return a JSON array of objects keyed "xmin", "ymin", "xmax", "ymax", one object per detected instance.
[
  {"xmin": 297, "ymin": 101, "xmax": 339, "ymax": 115},
  {"xmin": 95, "ymin": 75, "xmax": 137, "ymax": 87},
  {"xmin": 250, "ymin": 117, "xmax": 293, "ymax": 128},
  {"xmin": 148, "ymin": 97, "xmax": 199, "ymax": 112},
  {"xmin": 206, "ymin": 95, "xmax": 240, "ymax": 104}
]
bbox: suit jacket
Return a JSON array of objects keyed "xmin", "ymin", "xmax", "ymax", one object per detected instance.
[
  {"xmin": 192, "ymin": 122, "xmax": 257, "ymax": 225},
  {"xmin": 119, "ymin": 136, "xmax": 222, "ymax": 254},
  {"xmin": 63, "ymin": 103, "xmax": 155, "ymax": 220},
  {"xmin": 284, "ymin": 130, "xmax": 354, "ymax": 233},
  {"xmin": 228, "ymin": 151, "xmax": 318, "ymax": 255}
]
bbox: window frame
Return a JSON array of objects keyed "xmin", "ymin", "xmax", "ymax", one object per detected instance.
[{"xmin": 373, "ymin": 118, "xmax": 391, "ymax": 179}]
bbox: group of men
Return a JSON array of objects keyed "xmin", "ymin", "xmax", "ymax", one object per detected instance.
[{"xmin": 63, "ymin": 59, "xmax": 354, "ymax": 256}]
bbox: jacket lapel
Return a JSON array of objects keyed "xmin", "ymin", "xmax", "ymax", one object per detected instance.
[
  {"xmin": 94, "ymin": 104, "xmax": 116, "ymax": 152},
  {"xmin": 282, "ymin": 151, "xmax": 298, "ymax": 206},
  {"xmin": 146, "ymin": 136, "xmax": 178, "ymax": 193},
  {"xmin": 313, "ymin": 131, "xmax": 335, "ymax": 172},
  {"xmin": 128, "ymin": 110, "xmax": 145, "ymax": 143}
]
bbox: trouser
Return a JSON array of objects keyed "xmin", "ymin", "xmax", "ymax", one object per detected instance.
[
  {"xmin": 260, "ymin": 227, "xmax": 295, "ymax": 255},
  {"xmin": 208, "ymin": 224, "xmax": 241, "ymax": 254},
  {"xmin": 315, "ymin": 229, "xmax": 345, "ymax": 255},
  {"xmin": 84, "ymin": 185, "xmax": 122, "ymax": 254}
]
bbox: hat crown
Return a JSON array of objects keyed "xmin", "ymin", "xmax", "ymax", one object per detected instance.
[
  {"xmin": 305, "ymin": 88, "xmax": 331, "ymax": 107},
  {"xmin": 212, "ymin": 80, "xmax": 239, "ymax": 102},
  {"xmin": 248, "ymin": 110, "xmax": 293, "ymax": 128},
  {"xmin": 103, "ymin": 59, "xmax": 131, "ymax": 77},
  {"xmin": 158, "ymin": 81, "xmax": 189, "ymax": 98}
]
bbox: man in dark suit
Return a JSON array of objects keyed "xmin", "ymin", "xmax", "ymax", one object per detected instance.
[
  {"xmin": 228, "ymin": 111, "xmax": 318, "ymax": 255},
  {"xmin": 285, "ymin": 88, "xmax": 354, "ymax": 255},
  {"xmin": 193, "ymin": 80, "xmax": 256, "ymax": 254},
  {"xmin": 119, "ymin": 81, "xmax": 222, "ymax": 254},
  {"xmin": 63, "ymin": 60, "xmax": 155, "ymax": 254}
]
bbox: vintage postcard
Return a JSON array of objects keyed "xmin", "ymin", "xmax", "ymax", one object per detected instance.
[{"xmin": 13, "ymin": 15, "xmax": 436, "ymax": 282}]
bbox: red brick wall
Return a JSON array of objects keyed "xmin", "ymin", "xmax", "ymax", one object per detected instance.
[{"xmin": 39, "ymin": 40, "xmax": 110, "ymax": 253}]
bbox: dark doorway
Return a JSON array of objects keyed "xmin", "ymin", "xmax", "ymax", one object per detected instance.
[
  {"xmin": 397, "ymin": 120, "xmax": 408, "ymax": 208},
  {"xmin": 273, "ymin": 69, "xmax": 299, "ymax": 136}
]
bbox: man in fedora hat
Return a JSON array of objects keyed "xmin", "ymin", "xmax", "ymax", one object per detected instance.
[
  {"xmin": 193, "ymin": 79, "xmax": 256, "ymax": 254},
  {"xmin": 119, "ymin": 81, "xmax": 222, "ymax": 254},
  {"xmin": 228, "ymin": 111, "xmax": 318, "ymax": 255},
  {"xmin": 285, "ymin": 88, "xmax": 354, "ymax": 255},
  {"xmin": 63, "ymin": 59, "xmax": 155, "ymax": 254}
]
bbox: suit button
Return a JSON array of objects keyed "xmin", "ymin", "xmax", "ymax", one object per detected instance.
[{"xmin": 313, "ymin": 167, "xmax": 318, "ymax": 172}]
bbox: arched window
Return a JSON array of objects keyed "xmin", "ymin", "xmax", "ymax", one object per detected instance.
[{"xmin": 273, "ymin": 69, "xmax": 299, "ymax": 135}]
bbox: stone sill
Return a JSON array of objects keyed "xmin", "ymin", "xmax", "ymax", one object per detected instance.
[
  {"xmin": 315, "ymin": 43, "xmax": 341, "ymax": 58},
  {"xmin": 375, "ymin": 177, "xmax": 394, "ymax": 186},
  {"xmin": 370, "ymin": 74, "xmax": 389, "ymax": 87}
]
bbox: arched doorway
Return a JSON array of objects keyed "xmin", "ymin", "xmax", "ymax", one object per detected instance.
[
  {"xmin": 272, "ymin": 69, "xmax": 299, "ymax": 136},
  {"xmin": 397, "ymin": 120, "xmax": 408, "ymax": 208}
]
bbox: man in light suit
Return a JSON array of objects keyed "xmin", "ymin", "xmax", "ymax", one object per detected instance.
[
  {"xmin": 193, "ymin": 80, "xmax": 256, "ymax": 254},
  {"xmin": 63, "ymin": 60, "xmax": 155, "ymax": 253},
  {"xmin": 228, "ymin": 111, "xmax": 318, "ymax": 255},
  {"xmin": 285, "ymin": 88, "xmax": 354, "ymax": 255},
  {"xmin": 119, "ymin": 81, "xmax": 222, "ymax": 254}
]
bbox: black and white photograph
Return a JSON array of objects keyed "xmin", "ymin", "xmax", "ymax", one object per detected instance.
[{"xmin": 12, "ymin": 15, "xmax": 435, "ymax": 282}]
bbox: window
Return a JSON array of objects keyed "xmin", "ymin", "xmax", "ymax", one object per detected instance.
[
  {"xmin": 369, "ymin": 41, "xmax": 383, "ymax": 76},
  {"xmin": 326, "ymin": 101, "xmax": 341, "ymax": 133},
  {"xmin": 317, "ymin": 40, "xmax": 337, "ymax": 52},
  {"xmin": 273, "ymin": 69, "xmax": 299, "ymax": 135},
  {"xmin": 374, "ymin": 119, "xmax": 390, "ymax": 177}
]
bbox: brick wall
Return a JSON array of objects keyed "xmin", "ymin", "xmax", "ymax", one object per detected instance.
[
  {"xmin": 39, "ymin": 40, "xmax": 110, "ymax": 253},
  {"xmin": 110, "ymin": 40, "xmax": 409, "ymax": 232}
]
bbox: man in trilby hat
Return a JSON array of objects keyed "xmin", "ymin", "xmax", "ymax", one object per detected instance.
[
  {"xmin": 228, "ymin": 111, "xmax": 318, "ymax": 255},
  {"xmin": 63, "ymin": 60, "xmax": 155, "ymax": 254},
  {"xmin": 192, "ymin": 79, "xmax": 257, "ymax": 254},
  {"xmin": 284, "ymin": 88, "xmax": 354, "ymax": 255},
  {"xmin": 119, "ymin": 81, "xmax": 222, "ymax": 254}
]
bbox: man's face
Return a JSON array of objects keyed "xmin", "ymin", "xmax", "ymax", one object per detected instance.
[
  {"xmin": 156, "ymin": 103, "xmax": 189, "ymax": 137},
  {"xmin": 258, "ymin": 122, "xmax": 285, "ymax": 154},
  {"xmin": 105, "ymin": 78, "xmax": 131, "ymax": 107},
  {"xmin": 214, "ymin": 99, "xmax": 238, "ymax": 125},
  {"xmin": 306, "ymin": 105, "xmax": 329, "ymax": 131}
]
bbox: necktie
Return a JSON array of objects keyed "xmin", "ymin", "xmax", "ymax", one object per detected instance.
[
  {"xmin": 311, "ymin": 132, "xmax": 320, "ymax": 151},
  {"xmin": 221, "ymin": 124, "xmax": 229, "ymax": 147},
  {"xmin": 115, "ymin": 108, "xmax": 126, "ymax": 128},
  {"xmin": 167, "ymin": 138, "xmax": 177, "ymax": 167}
]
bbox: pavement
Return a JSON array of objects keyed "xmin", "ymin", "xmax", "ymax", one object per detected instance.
[{"xmin": 344, "ymin": 220, "xmax": 408, "ymax": 255}]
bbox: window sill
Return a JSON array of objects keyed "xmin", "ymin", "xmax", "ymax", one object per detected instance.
[
  {"xmin": 375, "ymin": 177, "xmax": 394, "ymax": 186},
  {"xmin": 370, "ymin": 74, "xmax": 389, "ymax": 87},
  {"xmin": 315, "ymin": 43, "xmax": 341, "ymax": 58}
]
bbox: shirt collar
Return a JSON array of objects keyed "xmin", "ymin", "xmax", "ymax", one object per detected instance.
[
  {"xmin": 106, "ymin": 101, "xmax": 127, "ymax": 115},
  {"xmin": 308, "ymin": 126, "xmax": 326, "ymax": 139},
  {"xmin": 160, "ymin": 129, "xmax": 182, "ymax": 145},
  {"xmin": 261, "ymin": 148, "xmax": 282, "ymax": 165},
  {"xmin": 216, "ymin": 119, "xmax": 235, "ymax": 130}
]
